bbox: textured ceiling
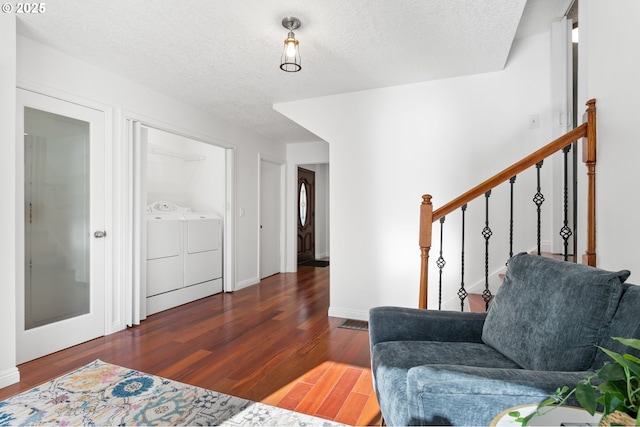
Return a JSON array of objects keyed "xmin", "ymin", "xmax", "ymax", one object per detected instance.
[{"xmin": 16, "ymin": 0, "xmax": 571, "ymax": 144}]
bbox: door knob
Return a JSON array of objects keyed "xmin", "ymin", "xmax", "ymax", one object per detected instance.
[{"xmin": 94, "ymin": 230, "xmax": 107, "ymax": 238}]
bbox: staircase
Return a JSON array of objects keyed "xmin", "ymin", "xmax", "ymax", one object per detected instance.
[{"xmin": 419, "ymin": 100, "xmax": 598, "ymax": 311}]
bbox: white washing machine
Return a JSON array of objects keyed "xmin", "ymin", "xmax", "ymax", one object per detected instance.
[
  {"xmin": 146, "ymin": 202, "xmax": 187, "ymax": 297},
  {"xmin": 183, "ymin": 212, "xmax": 222, "ymax": 287}
]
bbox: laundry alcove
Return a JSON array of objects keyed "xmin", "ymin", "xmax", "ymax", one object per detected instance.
[{"xmin": 139, "ymin": 126, "xmax": 226, "ymax": 316}]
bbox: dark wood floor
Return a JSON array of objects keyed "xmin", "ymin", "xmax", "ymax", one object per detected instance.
[{"xmin": 0, "ymin": 266, "xmax": 382, "ymax": 426}]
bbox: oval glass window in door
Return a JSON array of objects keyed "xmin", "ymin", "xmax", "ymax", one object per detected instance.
[{"xmin": 299, "ymin": 182, "xmax": 308, "ymax": 226}]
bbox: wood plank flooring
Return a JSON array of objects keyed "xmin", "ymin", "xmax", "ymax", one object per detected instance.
[{"xmin": 0, "ymin": 266, "xmax": 382, "ymax": 426}]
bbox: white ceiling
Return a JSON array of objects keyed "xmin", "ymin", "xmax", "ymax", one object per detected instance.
[{"xmin": 16, "ymin": 0, "xmax": 572, "ymax": 144}]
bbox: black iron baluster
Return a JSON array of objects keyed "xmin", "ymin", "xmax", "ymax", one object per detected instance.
[
  {"xmin": 436, "ymin": 217, "xmax": 446, "ymax": 311},
  {"xmin": 509, "ymin": 176, "xmax": 517, "ymax": 259},
  {"xmin": 533, "ymin": 161, "xmax": 545, "ymax": 255},
  {"xmin": 458, "ymin": 204, "xmax": 468, "ymax": 311},
  {"xmin": 560, "ymin": 146, "xmax": 573, "ymax": 261},
  {"xmin": 482, "ymin": 191, "xmax": 493, "ymax": 311}
]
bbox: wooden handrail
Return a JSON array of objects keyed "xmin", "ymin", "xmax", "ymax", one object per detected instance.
[
  {"xmin": 432, "ymin": 123, "xmax": 587, "ymax": 221},
  {"xmin": 419, "ymin": 99, "xmax": 597, "ymax": 309}
]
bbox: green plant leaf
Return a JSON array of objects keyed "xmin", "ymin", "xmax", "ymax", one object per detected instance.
[
  {"xmin": 508, "ymin": 410, "xmax": 521, "ymax": 420},
  {"xmin": 600, "ymin": 393, "xmax": 624, "ymax": 415},
  {"xmin": 599, "ymin": 362, "xmax": 627, "ymax": 381},
  {"xmin": 540, "ymin": 396, "xmax": 560, "ymax": 407},
  {"xmin": 599, "ymin": 347, "xmax": 640, "ymax": 378},
  {"xmin": 599, "ymin": 347, "xmax": 629, "ymax": 365},
  {"xmin": 576, "ymin": 380, "xmax": 597, "ymax": 415},
  {"xmin": 597, "ymin": 380, "xmax": 627, "ymax": 402},
  {"xmin": 623, "ymin": 353, "xmax": 640, "ymax": 365},
  {"xmin": 613, "ymin": 337, "xmax": 640, "ymax": 352},
  {"xmin": 518, "ymin": 412, "xmax": 538, "ymax": 426}
]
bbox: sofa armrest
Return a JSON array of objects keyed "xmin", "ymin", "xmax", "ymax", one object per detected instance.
[
  {"xmin": 368, "ymin": 306, "xmax": 487, "ymax": 348},
  {"xmin": 405, "ymin": 364, "xmax": 591, "ymax": 426}
]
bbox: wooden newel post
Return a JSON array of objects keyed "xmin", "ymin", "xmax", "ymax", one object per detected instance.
[
  {"xmin": 582, "ymin": 99, "xmax": 597, "ymax": 267},
  {"xmin": 419, "ymin": 195, "xmax": 433, "ymax": 309}
]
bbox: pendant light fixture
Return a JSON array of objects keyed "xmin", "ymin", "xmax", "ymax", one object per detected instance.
[{"xmin": 280, "ymin": 16, "xmax": 302, "ymax": 72}]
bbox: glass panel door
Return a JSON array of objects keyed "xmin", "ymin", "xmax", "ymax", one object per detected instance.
[
  {"xmin": 17, "ymin": 89, "xmax": 106, "ymax": 364},
  {"xmin": 24, "ymin": 107, "xmax": 91, "ymax": 329}
]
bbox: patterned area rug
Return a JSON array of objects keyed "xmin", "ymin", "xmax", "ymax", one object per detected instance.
[{"xmin": 0, "ymin": 359, "xmax": 341, "ymax": 426}]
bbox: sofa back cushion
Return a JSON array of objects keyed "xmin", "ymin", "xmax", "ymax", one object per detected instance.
[
  {"xmin": 593, "ymin": 283, "xmax": 640, "ymax": 369},
  {"xmin": 482, "ymin": 253, "xmax": 629, "ymax": 371}
]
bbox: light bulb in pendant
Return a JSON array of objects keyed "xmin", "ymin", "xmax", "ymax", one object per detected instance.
[{"xmin": 280, "ymin": 17, "xmax": 302, "ymax": 72}]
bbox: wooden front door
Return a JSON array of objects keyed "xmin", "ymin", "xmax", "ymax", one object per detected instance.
[{"xmin": 297, "ymin": 167, "xmax": 315, "ymax": 264}]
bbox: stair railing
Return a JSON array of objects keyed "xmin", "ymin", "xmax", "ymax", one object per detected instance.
[{"xmin": 419, "ymin": 99, "xmax": 597, "ymax": 309}]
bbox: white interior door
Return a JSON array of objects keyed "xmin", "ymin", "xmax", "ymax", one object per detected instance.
[
  {"xmin": 260, "ymin": 158, "xmax": 282, "ymax": 279},
  {"xmin": 17, "ymin": 89, "xmax": 106, "ymax": 364}
]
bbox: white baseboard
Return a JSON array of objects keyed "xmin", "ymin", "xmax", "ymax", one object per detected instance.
[
  {"xmin": 107, "ymin": 319, "xmax": 127, "ymax": 335},
  {"xmin": 147, "ymin": 278, "xmax": 222, "ymax": 315},
  {"xmin": 328, "ymin": 306, "xmax": 369, "ymax": 322},
  {"xmin": 234, "ymin": 276, "xmax": 259, "ymax": 291},
  {"xmin": 0, "ymin": 366, "xmax": 20, "ymax": 389}
]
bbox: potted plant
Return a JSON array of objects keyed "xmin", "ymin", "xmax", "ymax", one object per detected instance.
[{"xmin": 511, "ymin": 337, "xmax": 640, "ymax": 426}]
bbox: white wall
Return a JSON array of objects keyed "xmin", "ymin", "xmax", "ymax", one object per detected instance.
[
  {"xmin": 276, "ymin": 33, "xmax": 556, "ymax": 318},
  {"xmin": 15, "ymin": 36, "xmax": 285, "ymax": 334},
  {"xmin": 580, "ymin": 0, "xmax": 640, "ymax": 281},
  {"xmin": 0, "ymin": 14, "xmax": 19, "ymax": 388},
  {"xmin": 146, "ymin": 127, "xmax": 226, "ymax": 217},
  {"xmin": 314, "ymin": 163, "xmax": 330, "ymax": 259},
  {"xmin": 285, "ymin": 141, "xmax": 330, "ymax": 271}
]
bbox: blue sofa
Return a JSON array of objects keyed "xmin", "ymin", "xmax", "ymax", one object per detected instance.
[{"xmin": 369, "ymin": 253, "xmax": 640, "ymax": 426}]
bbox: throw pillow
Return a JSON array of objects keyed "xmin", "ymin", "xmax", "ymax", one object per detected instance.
[{"xmin": 482, "ymin": 253, "xmax": 629, "ymax": 371}]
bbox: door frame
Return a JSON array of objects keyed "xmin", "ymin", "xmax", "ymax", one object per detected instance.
[
  {"xmin": 297, "ymin": 167, "xmax": 316, "ymax": 264},
  {"xmin": 258, "ymin": 154, "xmax": 285, "ymax": 279},
  {"xmin": 283, "ymin": 143, "xmax": 330, "ymax": 272},
  {"xmin": 15, "ymin": 84, "xmax": 114, "ymax": 362},
  {"xmin": 286, "ymin": 161, "xmax": 330, "ymax": 272},
  {"xmin": 121, "ymin": 111, "xmax": 236, "ymax": 324}
]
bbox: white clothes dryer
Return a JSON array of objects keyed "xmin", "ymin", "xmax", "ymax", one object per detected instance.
[{"xmin": 183, "ymin": 212, "xmax": 222, "ymax": 287}]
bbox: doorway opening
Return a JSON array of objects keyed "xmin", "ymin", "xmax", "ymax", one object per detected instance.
[
  {"xmin": 297, "ymin": 167, "xmax": 315, "ymax": 264},
  {"xmin": 129, "ymin": 122, "xmax": 231, "ymax": 322},
  {"xmin": 297, "ymin": 164, "xmax": 330, "ymax": 267}
]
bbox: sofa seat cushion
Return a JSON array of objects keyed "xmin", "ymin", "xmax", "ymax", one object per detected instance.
[
  {"xmin": 482, "ymin": 253, "xmax": 629, "ymax": 372},
  {"xmin": 405, "ymin": 365, "xmax": 591, "ymax": 426},
  {"xmin": 372, "ymin": 341, "xmax": 521, "ymax": 426}
]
